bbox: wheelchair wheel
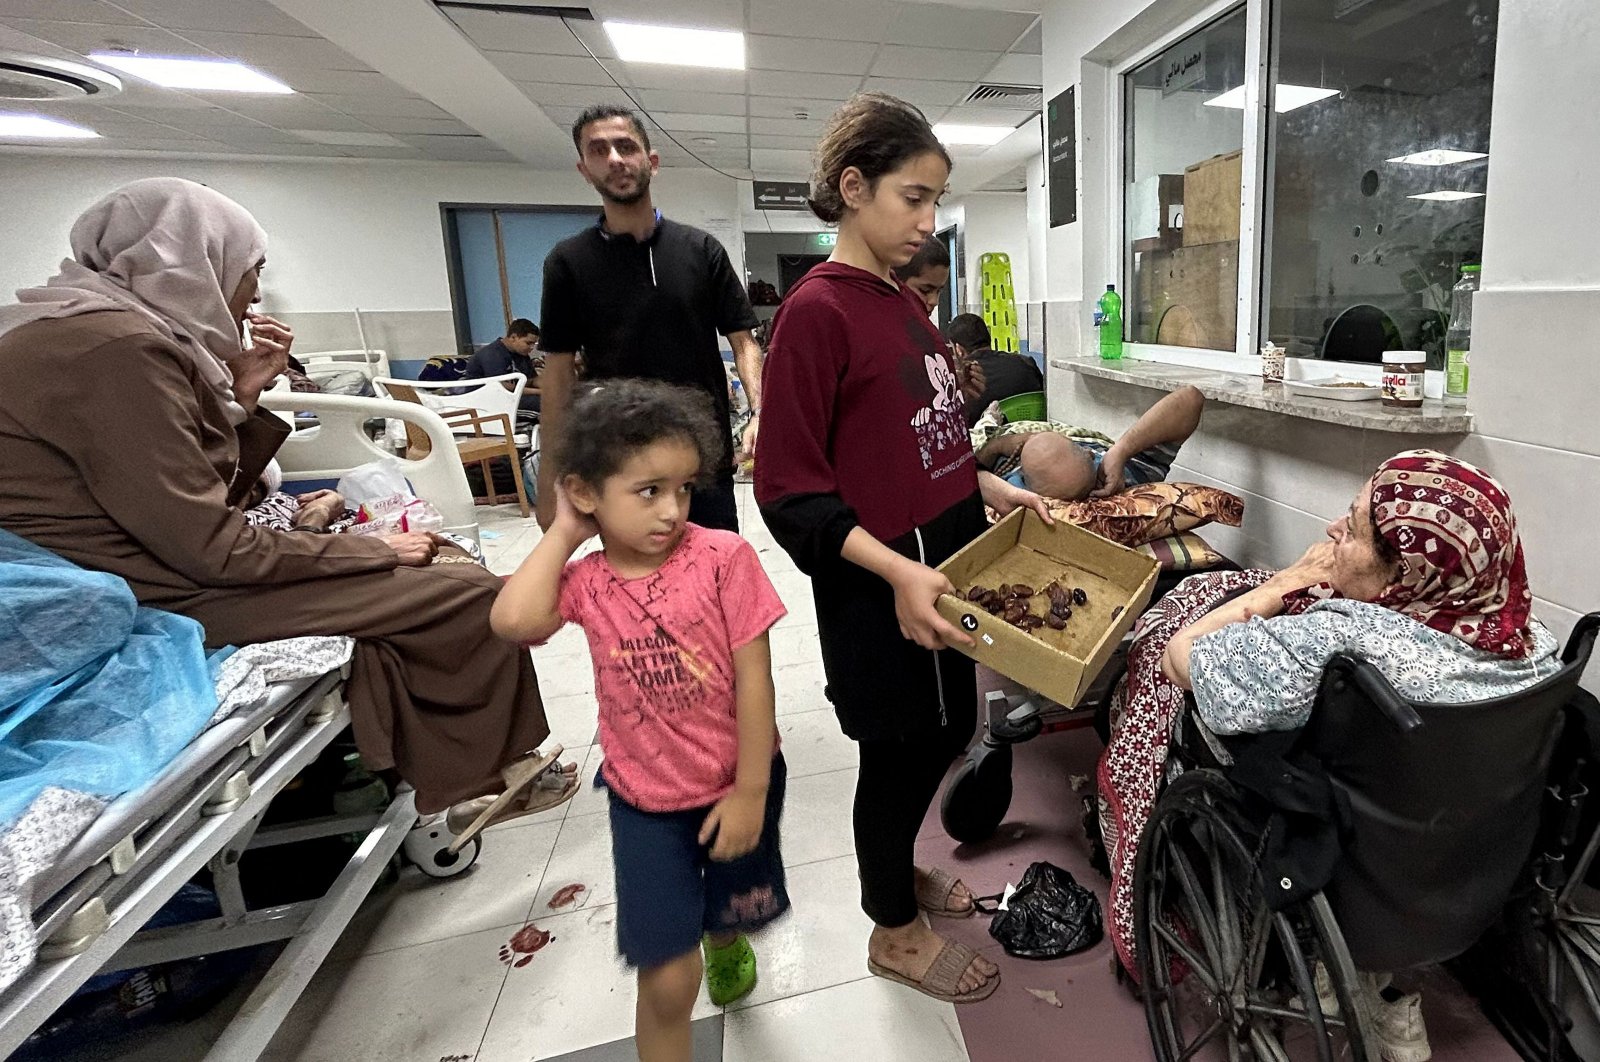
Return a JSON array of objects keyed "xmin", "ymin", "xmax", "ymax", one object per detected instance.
[
  {"xmin": 940, "ymin": 743, "xmax": 1013, "ymax": 844},
  {"xmin": 1134, "ymin": 770, "xmax": 1375, "ymax": 1062}
]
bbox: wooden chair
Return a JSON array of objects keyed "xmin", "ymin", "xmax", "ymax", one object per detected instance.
[{"xmin": 379, "ymin": 381, "xmax": 530, "ymax": 518}]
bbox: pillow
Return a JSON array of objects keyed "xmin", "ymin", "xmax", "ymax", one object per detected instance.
[
  {"xmin": 987, "ymin": 481, "xmax": 1244, "ymax": 548},
  {"xmin": 1138, "ymin": 531, "xmax": 1230, "ymax": 571}
]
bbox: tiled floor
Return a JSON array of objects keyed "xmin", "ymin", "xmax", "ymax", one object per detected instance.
[{"xmin": 92, "ymin": 487, "xmax": 1526, "ymax": 1061}]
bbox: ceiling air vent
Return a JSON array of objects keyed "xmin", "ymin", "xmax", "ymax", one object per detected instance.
[
  {"xmin": 0, "ymin": 53, "xmax": 122, "ymax": 101},
  {"xmin": 964, "ymin": 83, "xmax": 1043, "ymax": 109}
]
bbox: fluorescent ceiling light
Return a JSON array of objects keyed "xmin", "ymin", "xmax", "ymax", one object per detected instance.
[
  {"xmin": 290, "ymin": 129, "xmax": 410, "ymax": 148},
  {"xmin": 1407, "ymin": 190, "xmax": 1485, "ymax": 201},
  {"xmin": 1205, "ymin": 84, "xmax": 1339, "ymax": 113},
  {"xmin": 1387, "ymin": 149, "xmax": 1488, "ymax": 166},
  {"xmin": 89, "ymin": 53, "xmax": 293, "ymax": 93},
  {"xmin": 0, "ymin": 114, "xmax": 98, "ymax": 139},
  {"xmin": 602, "ymin": 21, "xmax": 744, "ymax": 70},
  {"xmin": 934, "ymin": 123, "xmax": 1015, "ymax": 146}
]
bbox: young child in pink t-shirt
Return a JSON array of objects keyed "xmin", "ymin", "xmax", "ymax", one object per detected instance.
[{"xmin": 492, "ymin": 379, "xmax": 788, "ymax": 1060}]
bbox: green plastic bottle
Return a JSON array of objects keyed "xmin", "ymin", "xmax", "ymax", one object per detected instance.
[
  {"xmin": 1444, "ymin": 264, "xmax": 1479, "ymax": 405},
  {"xmin": 1097, "ymin": 284, "xmax": 1124, "ymax": 360}
]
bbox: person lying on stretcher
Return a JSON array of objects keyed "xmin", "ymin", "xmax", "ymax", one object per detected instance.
[{"xmin": 972, "ymin": 385, "xmax": 1205, "ymax": 501}]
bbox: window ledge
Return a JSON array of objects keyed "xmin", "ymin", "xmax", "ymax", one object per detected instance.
[{"xmin": 1051, "ymin": 355, "xmax": 1474, "ymax": 434}]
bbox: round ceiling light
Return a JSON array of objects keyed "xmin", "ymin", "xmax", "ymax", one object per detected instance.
[{"xmin": 0, "ymin": 52, "xmax": 122, "ymax": 101}]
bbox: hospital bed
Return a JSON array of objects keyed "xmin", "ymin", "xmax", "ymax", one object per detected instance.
[{"xmin": 0, "ymin": 393, "xmax": 489, "ymax": 1059}]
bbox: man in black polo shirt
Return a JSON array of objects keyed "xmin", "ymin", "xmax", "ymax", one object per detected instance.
[
  {"xmin": 463, "ymin": 317, "xmax": 541, "ymax": 413},
  {"xmin": 536, "ymin": 104, "xmax": 762, "ymax": 532}
]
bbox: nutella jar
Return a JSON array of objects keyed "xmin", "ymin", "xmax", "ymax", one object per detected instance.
[{"xmin": 1382, "ymin": 350, "xmax": 1425, "ymax": 408}]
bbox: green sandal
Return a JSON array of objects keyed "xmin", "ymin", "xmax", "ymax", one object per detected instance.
[{"xmin": 702, "ymin": 934, "xmax": 757, "ymax": 1007}]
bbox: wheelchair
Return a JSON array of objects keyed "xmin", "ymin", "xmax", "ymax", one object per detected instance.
[{"xmin": 1132, "ymin": 613, "xmax": 1600, "ymax": 1062}]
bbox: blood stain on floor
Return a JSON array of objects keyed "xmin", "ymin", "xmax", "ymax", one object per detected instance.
[
  {"xmin": 498, "ymin": 923, "xmax": 554, "ymax": 968},
  {"xmin": 548, "ymin": 883, "xmax": 587, "ymax": 909}
]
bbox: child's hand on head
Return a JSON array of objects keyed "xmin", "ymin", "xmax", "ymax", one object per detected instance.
[
  {"xmin": 550, "ymin": 483, "xmax": 599, "ymax": 545},
  {"xmin": 700, "ymin": 787, "xmax": 765, "ymax": 862}
]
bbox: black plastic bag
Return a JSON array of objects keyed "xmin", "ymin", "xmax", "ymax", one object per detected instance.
[{"xmin": 981, "ymin": 860, "xmax": 1103, "ymax": 960}]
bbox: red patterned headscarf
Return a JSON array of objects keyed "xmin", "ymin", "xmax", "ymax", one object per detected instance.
[{"xmin": 1368, "ymin": 449, "xmax": 1533, "ymax": 658}]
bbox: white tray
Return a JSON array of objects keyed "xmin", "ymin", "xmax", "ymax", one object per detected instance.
[{"xmin": 1285, "ymin": 378, "xmax": 1382, "ymax": 402}]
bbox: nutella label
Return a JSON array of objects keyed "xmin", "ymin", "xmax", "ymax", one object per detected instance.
[{"xmin": 1382, "ymin": 371, "xmax": 1422, "ymax": 403}]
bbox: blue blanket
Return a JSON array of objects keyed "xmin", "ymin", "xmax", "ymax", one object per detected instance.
[{"xmin": 0, "ymin": 529, "xmax": 217, "ymax": 829}]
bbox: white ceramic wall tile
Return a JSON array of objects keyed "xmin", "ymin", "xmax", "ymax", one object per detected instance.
[
  {"xmin": 723, "ymin": 976, "xmax": 970, "ymax": 1062},
  {"xmin": 1453, "ymin": 435, "xmax": 1600, "ymax": 617},
  {"xmin": 262, "ymin": 926, "xmax": 513, "ymax": 1062}
]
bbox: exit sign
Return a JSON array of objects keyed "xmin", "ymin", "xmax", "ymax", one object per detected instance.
[{"xmin": 814, "ymin": 232, "xmax": 837, "ymax": 248}]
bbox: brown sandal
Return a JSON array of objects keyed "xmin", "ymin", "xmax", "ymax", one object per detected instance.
[
  {"xmin": 916, "ymin": 866, "xmax": 976, "ymax": 919},
  {"xmin": 868, "ymin": 939, "xmax": 999, "ymax": 1004},
  {"xmin": 446, "ymin": 747, "xmax": 577, "ymax": 853}
]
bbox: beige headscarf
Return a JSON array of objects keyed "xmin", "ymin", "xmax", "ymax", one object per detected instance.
[{"xmin": 0, "ymin": 177, "xmax": 267, "ymax": 424}]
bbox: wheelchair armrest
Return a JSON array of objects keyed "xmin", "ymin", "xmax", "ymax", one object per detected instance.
[
  {"xmin": 1326, "ymin": 654, "xmax": 1424, "ymax": 734},
  {"xmin": 1563, "ymin": 613, "xmax": 1600, "ymax": 666}
]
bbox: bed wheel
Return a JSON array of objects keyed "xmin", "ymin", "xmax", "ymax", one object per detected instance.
[
  {"xmin": 941, "ymin": 743, "xmax": 1013, "ymax": 844},
  {"xmin": 404, "ymin": 822, "xmax": 480, "ymax": 878}
]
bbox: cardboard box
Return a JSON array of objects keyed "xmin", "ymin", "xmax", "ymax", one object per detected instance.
[
  {"xmin": 1182, "ymin": 149, "xmax": 1242, "ymax": 247},
  {"xmin": 935, "ymin": 509, "xmax": 1160, "ymax": 708}
]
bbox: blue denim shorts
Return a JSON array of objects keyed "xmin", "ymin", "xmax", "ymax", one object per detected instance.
[{"xmin": 608, "ymin": 753, "xmax": 790, "ymax": 969}]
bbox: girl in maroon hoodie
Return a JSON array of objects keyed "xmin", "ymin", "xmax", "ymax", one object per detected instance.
[{"xmin": 755, "ymin": 94, "xmax": 1050, "ymax": 1004}]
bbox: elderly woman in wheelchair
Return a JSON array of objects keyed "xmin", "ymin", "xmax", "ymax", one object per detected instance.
[{"xmin": 1093, "ymin": 449, "xmax": 1600, "ymax": 1062}]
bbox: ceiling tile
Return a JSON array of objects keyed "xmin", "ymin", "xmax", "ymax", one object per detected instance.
[
  {"xmin": 635, "ymin": 89, "xmax": 745, "ymax": 116},
  {"xmin": 748, "ymin": 116, "xmax": 831, "ymax": 138},
  {"xmin": 1014, "ymin": 21, "xmax": 1042, "ymax": 54},
  {"xmin": 749, "ymin": 147, "xmax": 812, "ymax": 174},
  {"xmin": 220, "ymin": 107, "xmax": 370, "ymax": 133},
  {"xmin": 203, "ymin": 124, "xmax": 315, "ymax": 146},
  {"xmin": 749, "ymin": 0, "xmax": 894, "ymax": 42},
  {"xmin": 361, "ymin": 115, "xmax": 480, "ymax": 135},
  {"xmin": 66, "ymin": 135, "xmax": 235, "ymax": 152},
  {"xmin": 981, "ymin": 52, "xmax": 1042, "ymax": 88},
  {"xmin": 256, "ymin": 68, "xmax": 407, "ymax": 95},
  {"xmin": 620, "ymin": 64, "xmax": 745, "ymax": 93},
  {"xmin": 176, "ymin": 31, "xmax": 371, "ymax": 72},
  {"xmin": 337, "ymin": 144, "xmax": 426, "ymax": 159},
  {"xmin": 861, "ymin": 76, "xmax": 972, "ymax": 108},
  {"xmin": 941, "ymin": 105, "xmax": 1031, "ymax": 127},
  {"xmin": 750, "ymin": 132, "xmax": 820, "ymax": 149},
  {"xmin": 748, "ymin": 70, "xmax": 862, "ymax": 99},
  {"xmin": 883, "ymin": 4, "xmax": 1036, "ymax": 52},
  {"xmin": 106, "ymin": 102, "xmax": 245, "ymax": 123},
  {"xmin": 745, "ymin": 34, "xmax": 878, "ymax": 76},
  {"xmin": 871, "ymin": 45, "xmax": 999, "ymax": 81},
  {"xmin": 201, "ymin": 141, "xmax": 352, "ymax": 157},
  {"xmin": 484, "ymin": 51, "xmax": 620, "ymax": 87},
  {"xmin": 590, "ymin": 0, "xmax": 746, "ymax": 25},
  {"xmin": 0, "ymin": 0, "xmax": 139, "ymax": 23},
  {"xmin": 306, "ymin": 94, "xmax": 448, "ymax": 119},
  {"xmin": 516, "ymin": 81, "xmax": 635, "ymax": 109},
  {"xmin": 125, "ymin": 0, "xmax": 321, "ymax": 37},
  {"xmin": 651, "ymin": 111, "xmax": 744, "ymax": 133},
  {"xmin": 0, "ymin": 18, "xmax": 200, "ymax": 56},
  {"xmin": 677, "ymin": 132, "xmax": 747, "ymax": 148},
  {"xmin": 749, "ymin": 96, "xmax": 844, "ymax": 120},
  {"xmin": 442, "ymin": 8, "xmax": 616, "ymax": 59}
]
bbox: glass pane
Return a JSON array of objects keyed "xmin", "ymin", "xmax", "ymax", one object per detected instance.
[
  {"xmin": 1265, "ymin": 0, "xmax": 1496, "ymax": 366},
  {"xmin": 1124, "ymin": 7, "xmax": 1248, "ymax": 351}
]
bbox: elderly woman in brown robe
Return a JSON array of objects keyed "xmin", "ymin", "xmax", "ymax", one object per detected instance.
[{"xmin": 0, "ymin": 178, "xmax": 571, "ymax": 839}]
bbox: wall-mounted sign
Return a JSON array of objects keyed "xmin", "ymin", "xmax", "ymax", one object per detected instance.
[
  {"xmin": 751, "ymin": 180, "xmax": 809, "ymax": 211},
  {"xmin": 1046, "ymin": 86, "xmax": 1077, "ymax": 228},
  {"xmin": 1161, "ymin": 43, "xmax": 1206, "ymax": 96},
  {"xmin": 813, "ymin": 232, "xmax": 837, "ymax": 248}
]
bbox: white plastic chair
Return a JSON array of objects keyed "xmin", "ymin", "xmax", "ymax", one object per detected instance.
[
  {"xmin": 258, "ymin": 391, "xmax": 481, "ymax": 544},
  {"xmin": 374, "ymin": 374, "xmax": 529, "ymax": 445},
  {"xmin": 296, "ymin": 348, "xmax": 392, "ymax": 382}
]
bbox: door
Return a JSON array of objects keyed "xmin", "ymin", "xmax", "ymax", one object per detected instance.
[{"xmin": 444, "ymin": 206, "xmax": 595, "ymax": 354}]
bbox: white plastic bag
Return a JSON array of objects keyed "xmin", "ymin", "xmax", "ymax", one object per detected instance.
[{"xmin": 336, "ymin": 457, "xmax": 410, "ymax": 506}]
